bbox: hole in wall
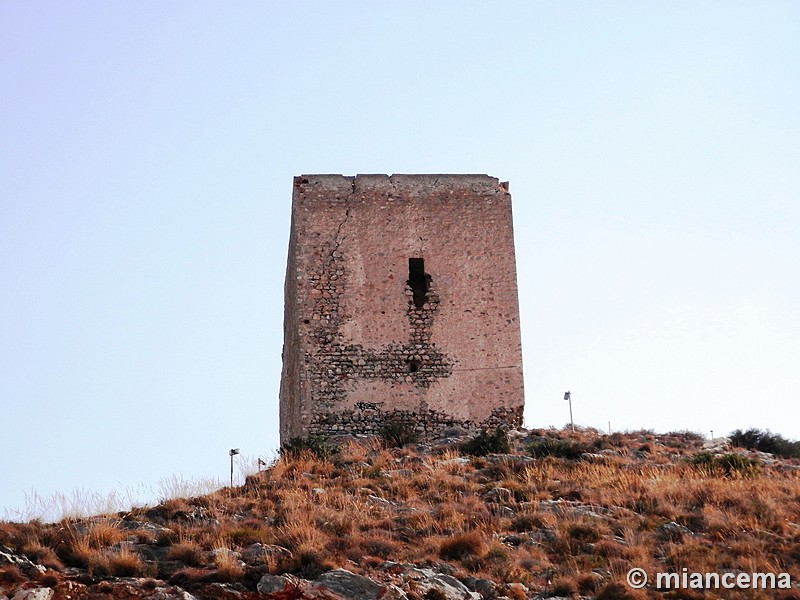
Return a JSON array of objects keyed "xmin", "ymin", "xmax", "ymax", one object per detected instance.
[
  {"xmin": 407, "ymin": 360, "xmax": 420, "ymax": 373},
  {"xmin": 303, "ymin": 319, "xmax": 310, "ymax": 324},
  {"xmin": 408, "ymin": 258, "xmax": 429, "ymax": 309}
]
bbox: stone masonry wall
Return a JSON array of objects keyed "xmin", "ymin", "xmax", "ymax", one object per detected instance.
[{"xmin": 280, "ymin": 174, "xmax": 525, "ymax": 442}]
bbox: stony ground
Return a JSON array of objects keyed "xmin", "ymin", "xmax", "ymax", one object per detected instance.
[{"xmin": 2, "ymin": 427, "xmax": 800, "ymax": 600}]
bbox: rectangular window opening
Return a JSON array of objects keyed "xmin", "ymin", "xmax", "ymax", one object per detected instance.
[{"xmin": 408, "ymin": 258, "xmax": 429, "ymax": 309}]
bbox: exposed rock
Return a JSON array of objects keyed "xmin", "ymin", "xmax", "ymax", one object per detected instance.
[
  {"xmin": 196, "ymin": 583, "xmax": 250, "ymax": 599},
  {"xmin": 10, "ymin": 589, "xmax": 53, "ymax": 600},
  {"xmin": 241, "ymin": 543, "xmax": 293, "ymax": 566},
  {"xmin": 0, "ymin": 547, "xmax": 46, "ymax": 578},
  {"xmin": 313, "ymin": 568, "xmax": 386, "ymax": 600},
  {"xmin": 128, "ymin": 543, "xmax": 171, "ymax": 563},
  {"xmin": 482, "ymin": 487, "xmax": 514, "ymax": 503},
  {"xmin": 501, "ymin": 534, "xmax": 525, "ymax": 547},
  {"xmin": 462, "ymin": 577, "xmax": 497, "ymax": 595},
  {"xmin": 486, "ymin": 454, "xmax": 534, "ymax": 465},
  {"xmin": 416, "ymin": 574, "xmax": 480, "ymax": 600},
  {"xmin": 257, "ymin": 574, "xmax": 292, "ymax": 594},
  {"xmin": 119, "ymin": 519, "xmax": 173, "ymax": 536},
  {"xmin": 579, "ymin": 452, "xmax": 607, "ymax": 462},
  {"xmin": 381, "ymin": 584, "xmax": 409, "ymax": 600},
  {"xmin": 507, "ymin": 582, "xmax": 529, "ymax": 596},
  {"xmin": 703, "ymin": 437, "xmax": 730, "ymax": 452},
  {"xmin": 380, "ymin": 469, "xmax": 414, "ymax": 478},
  {"xmin": 657, "ymin": 521, "xmax": 694, "ymax": 541},
  {"xmin": 210, "ymin": 547, "xmax": 242, "ymax": 561},
  {"xmin": 438, "ymin": 457, "xmax": 471, "ymax": 468},
  {"xmin": 367, "ymin": 494, "xmax": 393, "ymax": 507},
  {"xmin": 537, "ymin": 499, "xmax": 626, "ymax": 520},
  {"xmin": 151, "ymin": 587, "xmax": 198, "ymax": 600},
  {"xmin": 496, "ymin": 506, "xmax": 517, "ymax": 518}
]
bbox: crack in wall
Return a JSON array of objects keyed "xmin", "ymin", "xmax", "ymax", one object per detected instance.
[
  {"xmin": 330, "ymin": 207, "xmax": 350, "ymax": 258},
  {"xmin": 283, "ymin": 174, "xmax": 525, "ymax": 440},
  {"xmin": 302, "ymin": 234, "xmax": 454, "ymax": 414}
]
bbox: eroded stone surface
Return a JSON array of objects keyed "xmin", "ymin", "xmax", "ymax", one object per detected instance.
[{"xmin": 280, "ymin": 174, "xmax": 525, "ymax": 442}]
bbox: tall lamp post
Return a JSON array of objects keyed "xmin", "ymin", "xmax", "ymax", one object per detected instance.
[
  {"xmin": 229, "ymin": 448, "xmax": 240, "ymax": 487},
  {"xmin": 564, "ymin": 391, "xmax": 574, "ymax": 433}
]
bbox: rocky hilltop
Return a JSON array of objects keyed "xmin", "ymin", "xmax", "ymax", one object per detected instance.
[{"xmin": 2, "ymin": 428, "xmax": 799, "ymax": 600}]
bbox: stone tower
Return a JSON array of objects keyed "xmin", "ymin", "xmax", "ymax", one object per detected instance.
[{"xmin": 279, "ymin": 174, "xmax": 524, "ymax": 443}]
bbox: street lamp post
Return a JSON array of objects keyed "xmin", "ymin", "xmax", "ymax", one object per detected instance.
[
  {"xmin": 564, "ymin": 391, "xmax": 574, "ymax": 433},
  {"xmin": 229, "ymin": 448, "xmax": 240, "ymax": 487}
]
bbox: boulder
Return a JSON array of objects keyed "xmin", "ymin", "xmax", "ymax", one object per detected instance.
[
  {"xmin": 381, "ymin": 584, "xmax": 409, "ymax": 600},
  {"xmin": 11, "ymin": 589, "xmax": 53, "ymax": 600},
  {"xmin": 417, "ymin": 574, "xmax": 480, "ymax": 600},
  {"xmin": 366, "ymin": 495, "xmax": 393, "ymax": 507},
  {"xmin": 482, "ymin": 487, "xmax": 514, "ymax": 502},
  {"xmin": 0, "ymin": 547, "xmax": 46, "ymax": 578},
  {"xmin": 462, "ymin": 577, "xmax": 497, "ymax": 595},
  {"xmin": 657, "ymin": 521, "xmax": 694, "ymax": 541},
  {"xmin": 380, "ymin": 469, "xmax": 414, "ymax": 478},
  {"xmin": 314, "ymin": 568, "xmax": 386, "ymax": 600},
  {"xmin": 438, "ymin": 457, "xmax": 471, "ymax": 468},
  {"xmin": 257, "ymin": 574, "xmax": 293, "ymax": 594},
  {"xmin": 241, "ymin": 543, "xmax": 293, "ymax": 566}
]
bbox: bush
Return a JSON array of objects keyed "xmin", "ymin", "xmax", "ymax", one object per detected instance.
[
  {"xmin": 729, "ymin": 428, "xmax": 800, "ymax": 459},
  {"xmin": 0, "ymin": 565, "xmax": 25, "ymax": 586},
  {"xmin": 715, "ymin": 453, "xmax": 761, "ymax": 477},
  {"xmin": 379, "ymin": 419, "xmax": 419, "ymax": 447},
  {"xmin": 527, "ymin": 437, "xmax": 589, "ymax": 460},
  {"xmin": 666, "ymin": 430, "xmax": 705, "ymax": 443},
  {"xmin": 108, "ymin": 547, "xmax": 146, "ymax": 577},
  {"xmin": 691, "ymin": 452, "xmax": 760, "ymax": 477},
  {"xmin": 550, "ymin": 576, "xmax": 578, "ymax": 597},
  {"xmin": 439, "ymin": 531, "xmax": 487, "ymax": 560},
  {"xmin": 212, "ymin": 549, "xmax": 245, "ymax": 583},
  {"xmin": 460, "ymin": 429, "xmax": 510, "ymax": 456},
  {"xmin": 280, "ymin": 436, "xmax": 337, "ymax": 460},
  {"xmin": 595, "ymin": 581, "xmax": 647, "ymax": 600},
  {"xmin": 511, "ymin": 514, "xmax": 547, "ymax": 532},
  {"xmin": 291, "ymin": 549, "xmax": 335, "ymax": 579},
  {"xmin": 567, "ymin": 522, "xmax": 602, "ymax": 543},
  {"xmin": 166, "ymin": 542, "xmax": 205, "ymax": 567}
]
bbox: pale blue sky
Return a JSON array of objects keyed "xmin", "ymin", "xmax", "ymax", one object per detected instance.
[{"xmin": 2, "ymin": 2, "xmax": 798, "ymax": 517}]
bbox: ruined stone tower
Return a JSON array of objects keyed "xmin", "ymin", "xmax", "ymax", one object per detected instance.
[{"xmin": 279, "ymin": 174, "xmax": 524, "ymax": 443}]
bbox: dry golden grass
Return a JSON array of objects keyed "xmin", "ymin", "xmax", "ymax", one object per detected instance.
[
  {"xmin": 166, "ymin": 541, "xmax": 206, "ymax": 567},
  {"xmin": 20, "ymin": 541, "xmax": 64, "ymax": 571},
  {"xmin": 211, "ymin": 546, "xmax": 244, "ymax": 582},
  {"xmin": 2, "ymin": 428, "xmax": 799, "ymax": 598},
  {"xmin": 108, "ymin": 545, "xmax": 148, "ymax": 577}
]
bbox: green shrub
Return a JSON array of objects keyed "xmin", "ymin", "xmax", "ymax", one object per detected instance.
[
  {"xmin": 527, "ymin": 437, "xmax": 589, "ymax": 460},
  {"xmin": 691, "ymin": 452, "xmax": 760, "ymax": 477},
  {"xmin": 460, "ymin": 429, "xmax": 510, "ymax": 456},
  {"xmin": 280, "ymin": 436, "xmax": 337, "ymax": 460},
  {"xmin": 729, "ymin": 428, "xmax": 800, "ymax": 459},
  {"xmin": 379, "ymin": 419, "xmax": 419, "ymax": 447}
]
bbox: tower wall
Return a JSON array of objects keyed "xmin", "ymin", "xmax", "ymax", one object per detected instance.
[{"xmin": 280, "ymin": 174, "xmax": 524, "ymax": 442}]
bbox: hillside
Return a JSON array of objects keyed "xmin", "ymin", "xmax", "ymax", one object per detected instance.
[{"xmin": 2, "ymin": 428, "xmax": 800, "ymax": 600}]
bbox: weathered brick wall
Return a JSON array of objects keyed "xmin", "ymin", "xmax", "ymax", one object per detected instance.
[{"xmin": 280, "ymin": 174, "xmax": 525, "ymax": 442}]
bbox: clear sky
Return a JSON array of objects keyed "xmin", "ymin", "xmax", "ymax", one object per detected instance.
[{"xmin": 2, "ymin": 2, "xmax": 798, "ymax": 518}]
